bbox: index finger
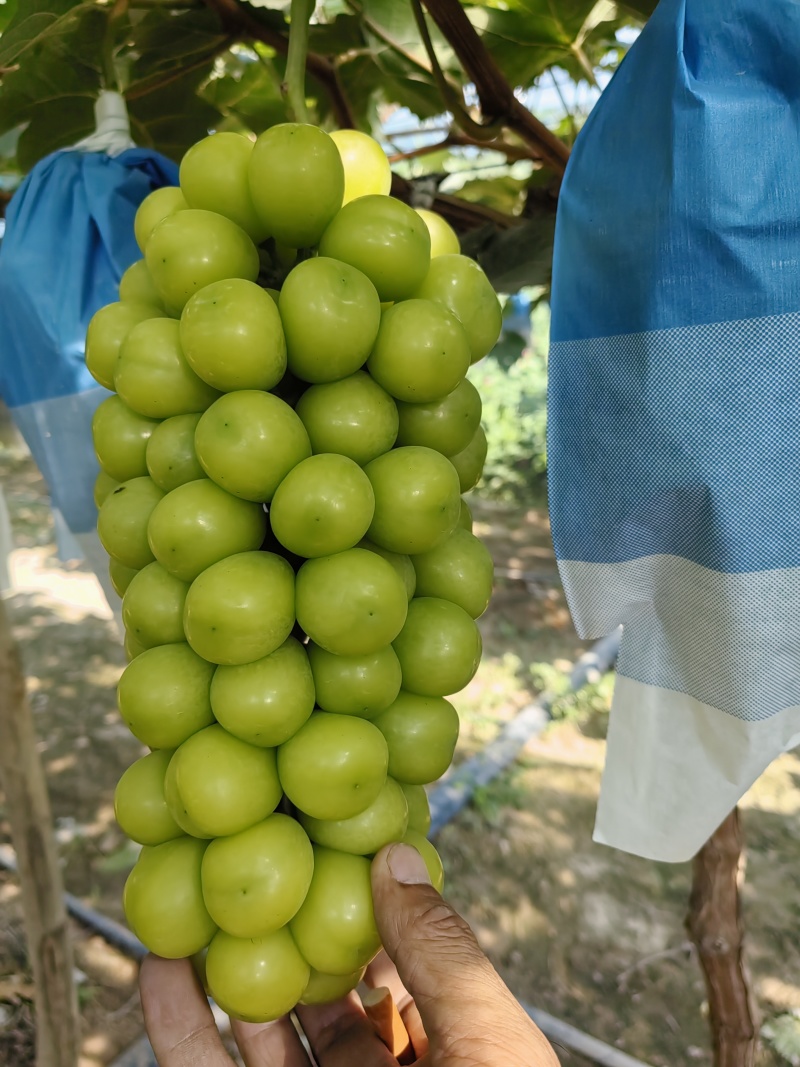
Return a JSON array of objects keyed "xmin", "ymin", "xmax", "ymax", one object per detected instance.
[{"xmin": 140, "ymin": 955, "xmax": 234, "ymax": 1067}]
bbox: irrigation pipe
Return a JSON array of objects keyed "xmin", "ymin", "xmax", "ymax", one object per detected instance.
[
  {"xmin": 428, "ymin": 627, "xmax": 622, "ymax": 835},
  {"xmin": 523, "ymin": 1004, "xmax": 655, "ymax": 1067},
  {"xmin": 1, "ymin": 627, "xmax": 650, "ymax": 1067},
  {"xmin": 0, "ymin": 843, "xmax": 147, "ymax": 961}
]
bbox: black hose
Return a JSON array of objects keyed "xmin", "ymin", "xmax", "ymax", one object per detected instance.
[{"xmin": 429, "ymin": 627, "xmax": 621, "ymax": 835}]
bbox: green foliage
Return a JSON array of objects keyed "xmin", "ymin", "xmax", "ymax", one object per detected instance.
[
  {"xmin": 538, "ymin": 667, "xmax": 615, "ymax": 725},
  {"xmin": 0, "ymin": 0, "xmax": 647, "ymax": 286},
  {"xmin": 0, "ymin": 0, "xmax": 643, "ymax": 169},
  {"xmin": 463, "ymin": 214, "xmax": 556, "ymax": 293},
  {"xmin": 468, "ymin": 300, "xmax": 550, "ymax": 500},
  {"xmin": 468, "ymin": 0, "xmax": 620, "ymax": 86},
  {"xmin": 763, "ymin": 1013, "xmax": 800, "ymax": 1066},
  {"xmin": 471, "ymin": 766, "xmax": 527, "ymax": 825}
]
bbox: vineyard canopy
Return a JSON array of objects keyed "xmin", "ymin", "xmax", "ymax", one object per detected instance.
[{"xmin": 0, "ymin": 0, "xmax": 653, "ymax": 290}]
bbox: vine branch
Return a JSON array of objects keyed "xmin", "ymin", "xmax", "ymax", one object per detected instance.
[
  {"xmin": 421, "ymin": 0, "xmax": 570, "ymax": 174},
  {"xmin": 686, "ymin": 809, "xmax": 759, "ymax": 1066},
  {"xmin": 388, "ymin": 130, "xmax": 535, "ymax": 164},
  {"xmin": 390, "ymin": 172, "xmax": 521, "ymax": 232},
  {"xmin": 202, "ymin": 0, "xmax": 355, "ymax": 127},
  {"xmin": 410, "ymin": 0, "xmax": 502, "ymax": 142}
]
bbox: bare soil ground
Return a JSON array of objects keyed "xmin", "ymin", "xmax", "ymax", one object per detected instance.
[{"xmin": 0, "ymin": 426, "xmax": 797, "ymax": 1067}]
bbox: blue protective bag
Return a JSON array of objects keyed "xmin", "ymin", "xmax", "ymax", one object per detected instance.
[
  {"xmin": 0, "ymin": 130, "xmax": 177, "ymax": 547},
  {"xmin": 548, "ymin": 0, "xmax": 800, "ymax": 861}
]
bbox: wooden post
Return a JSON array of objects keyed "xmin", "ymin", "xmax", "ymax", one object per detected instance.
[
  {"xmin": 686, "ymin": 808, "xmax": 759, "ymax": 1067},
  {"xmin": 0, "ymin": 595, "xmax": 79, "ymax": 1067}
]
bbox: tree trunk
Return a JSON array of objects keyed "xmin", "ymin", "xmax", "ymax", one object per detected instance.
[
  {"xmin": 686, "ymin": 808, "xmax": 759, "ymax": 1067},
  {"xmin": 0, "ymin": 595, "xmax": 79, "ymax": 1067}
]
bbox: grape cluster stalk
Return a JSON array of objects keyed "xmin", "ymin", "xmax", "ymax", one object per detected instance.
[{"xmin": 86, "ymin": 123, "xmax": 501, "ymax": 1022}]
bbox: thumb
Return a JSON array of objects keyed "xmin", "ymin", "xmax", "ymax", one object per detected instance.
[{"xmin": 371, "ymin": 844, "xmax": 549, "ymax": 1062}]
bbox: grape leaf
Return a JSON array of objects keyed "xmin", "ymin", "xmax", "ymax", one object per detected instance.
[
  {"xmin": 466, "ymin": 0, "xmax": 622, "ymax": 87},
  {"xmin": 452, "ymin": 175, "xmax": 528, "ymax": 215},
  {"xmin": 124, "ymin": 7, "xmax": 228, "ymax": 97},
  {"xmin": 461, "ymin": 213, "xmax": 555, "ymax": 292},
  {"xmin": 0, "ymin": 0, "xmax": 19, "ymax": 33},
  {"xmin": 308, "ymin": 12, "xmax": 365, "ymax": 55},
  {"xmin": 16, "ymin": 96, "xmax": 95, "ymax": 171},
  {"xmin": 0, "ymin": 0, "xmax": 95, "ymax": 69},
  {"xmin": 0, "ymin": 3, "xmax": 104, "ymax": 164},
  {"xmin": 129, "ymin": 67, "xmax": 222, "ymax": 162}
]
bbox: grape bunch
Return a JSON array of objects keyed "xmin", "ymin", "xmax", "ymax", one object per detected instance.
[{"xmin": 86, "ymin": 124, "xmax": 500, "ymax": 1023}]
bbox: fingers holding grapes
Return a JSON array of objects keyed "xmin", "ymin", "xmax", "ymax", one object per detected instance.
[{"xmin": 140, "ymin": 848, "xmax": 559, "ymax": 1066}]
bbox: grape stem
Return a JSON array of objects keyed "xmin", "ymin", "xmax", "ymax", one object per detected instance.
[{"xmin": 284, "ymin": 0, "xmax": 315, "ymax": 124}]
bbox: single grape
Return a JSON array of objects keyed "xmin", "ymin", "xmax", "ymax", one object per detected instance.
[
  {"xmin": 307, "ymin": 642, "xmax": 402, "ymax": 717},
  {"xmin": 195, "ymin": 391, "xmax": 311, "ymax": 503},
  {"xmin": 448, "ymin": 425, "xmax": 488, "ymax": 493},
  {"xmin": 201, "ymin": 814, "xmax": 314, "ymax": 938},
  {"xmin": 392, "ymin": 596, "xmax": 482, "ymax": 696},
  {"xmin": 116, "ymin": 318, "xmax": 221, "ymax": 418},
  {"xmin": 277, "ymin": 712, "xmax": 389, "ymax": 821},
  {"xmin": 415, "ymin": 208, "xmax": 460, "ymax": 257},
  {"xmin": 372, "ymin": 691, "xmax": 459, "ymax": 785},
  {"xmin": 295, "ymin": 548, "xmax": 407, "ymax": 656},
  {"xmin": 166, "ymin": 724, "xmax": 282, "ymax": 837},
  {"xmin": 97, "ymin": 476, "xmax": 164, "ymax": 569},
  {"xmin": 205, "ymin": 928, "xmax": 310, "ymax": 1024},
  {"xmin": 134, "ymin": 186, "xmax": 187, "ymax": 253},
  {"xmin": 269, "ymin": 454, "xmax": 375, "ymax": 558},
  {"xmin": 367, "ymin": 299, "xmax": 470, "ymax": 404},
  {"xmin": 145, "ymin": 209, "xmax": 259, "ymax": 315},
  {"xmin": 86, "ymin": 301, "xmax": 163, "ymax": 390},
  {"xmin": 180, "ymin": 278, "xmax": 286, "ymax": 392},
  {"xmin": 210, "ymin": 637, "xmax": 315, "ymax": 747},
  {"xmin": 109, "ymin": 558, "xmax": 138, "ymax": 598},
  {"xmin": 114, "ymin": 750, "xmax": 182, "ymax": 846},
  {"xmin": 299, "ymin": 776, "xmax": 408, "ymax": 855},
  {"xmin": 412, "ymin": 254, "xmax": 502, "ymax": 364},
  {"xmin": 330, "ymin": 129, "xmax": 392, "ymax": 204},
  {"xmin": 295, "ymin": 372, "xmax": 398, "ymax": 465},
  {"xmin": 122, "ymin": 561, "xmax": 189, "ymax": 648},
  {"xmin": 92, "ymin": 395, "xmax": 160, "ymax": 483},
  {"xmin": 183, "ymin": 551, "xmax": 295, "ymax": 666},
  {"xmin": 412, "ymin": 527, "xmax": 494, "ymax": 619},
  {"xmin": 119, "ymin": 260, "xmax": 164, "ymax": 308},
  {"xmin": 145, "ymin": 413, "xmax": 204, "ymax": 493},
  {"xmin": 319, "ymin": 194, "xmax": 431, "ymax": 302},
  {"xmin": 147, "ymin": 479, "xmax": 267, "ymax": 582},
  {"xmin": 364, "ymin": 446, "xmax": 461, "ymax": 555},
  {"xmin": 124, "ymin": 838, "xmax": 217, "ymax": 959},
  {"xmin": 248, "ymin": 124, "xmax": 344, "ymax": 248},
  {"xmin": 180, "ymin": 132, "xmax": 268, "ymax": 243},
  {"xmin": 279, "ymin": 258, "xmax": 380, "ymax": 384},
  {"xmin": 117, "ymin": 642, "xmax": 215, "ymax": 749},
  {"xmin": 290, "ymin": 847, "xmax": 381, "ymax": 975},
  {"xmin": 94, "ymin": 470, "xmax": 119, "ymax": 509},
  {"xmin": 395, "ymin": 379, "xmax": 482, "ymax": 456}
]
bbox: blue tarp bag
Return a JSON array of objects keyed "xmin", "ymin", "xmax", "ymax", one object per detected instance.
[
  {"xmin": 548, "ymin": 0, "xmax": 800, "ymax": 861},
  {"xmin": 0, "ymin": 92, "xmax": 177, "ymax": 587}
]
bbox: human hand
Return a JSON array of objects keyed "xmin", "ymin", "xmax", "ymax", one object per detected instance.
[{"xmin": 140, "ymin": 842, "xmax": 559, "ymax": 1066}]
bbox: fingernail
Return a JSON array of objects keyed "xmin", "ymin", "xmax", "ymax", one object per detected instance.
[{"xmin": 387, "ymin": 843, "xmax": 432, "ymax": 885}]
